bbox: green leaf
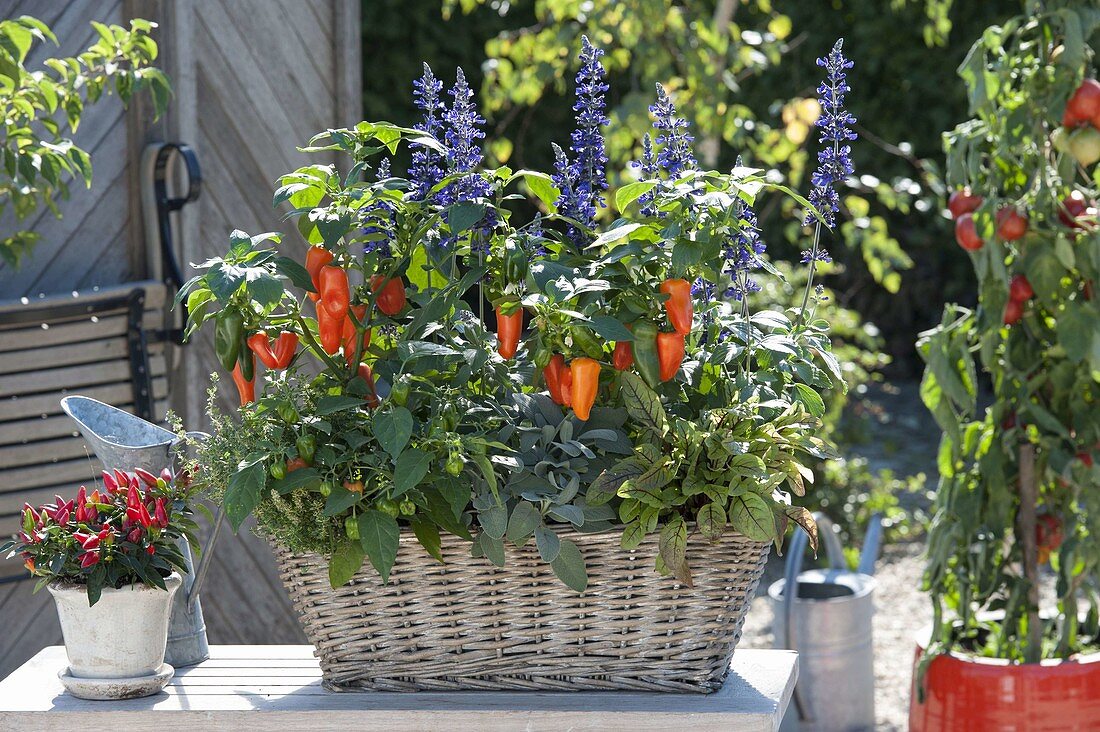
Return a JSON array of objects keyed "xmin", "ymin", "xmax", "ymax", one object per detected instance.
[
  {"xmin": 550, "ymin": 538, "xmax": 588, "ymax": 592},
  {"xmin": 374, "ymin": 407, "xmax": 413, "ymax": 459},
  {"xmin": 224, "ymin": 460, "xmax": 265, "ymax": 531},
  {"xmin": 323, "ymin": 485, "xmax": 362, "ymax": 516},
  {"xmin": 273, "ymin": 256, "xmax": 315, "ymax": 292},
  {"xmin": 480, "ymin": 503, "xmax": 508, "ymax": 540},
  {"xmin": 785, "ymin": 505, "xmax": 818, "ymax": 553},
  {"xmin": 588, "ymin": 315, "xmax": 633, "ymax": 342},
  {"xmin": 697, "ymin": 502, "xmax": 727, "ymax": 542},
  {"xmin": 730, "ymin": 493, "xmax": 775, "ymax": 542},
  {"xmin": 516, "ymin": 169, "xmax": 560, "ymax": 209},
  {"xmin": 619, "ymin": 372, "xmax": 668, "ymax": 436},
  {"xmin": 270, "ymin": 467, "xmax": 320, "ymax": 495},
  {"xmin": 410, "ymin": 518, "xmax": 444, "ymax": 563},
  {"xmin": 506, "ymin": 501, "xmax": 541, "ymax": 545},
  {"xmin": 393, "ymin": 448, "xmax": 432, "ymax": 497},
  {"xmin": 447, "ymin": 201, "xmax": 487, "ymax": 235},
  {"xmin": 534, "ymin": 525, "xmax": 561, "ymax": 562},
  {"xmin": 615, "ymin": 180, "xmax": 657, "ymax": 212},
  {"xmin": 658, "ymin": 516, "xmax": 692, "ymax": 586},
  {"xmin": 620, "ymin": 520, "xmax": 646, "ymax": 550},
  {"xmin": 1057, "ymin": 306, "xmax": 1097, "ymax": 363},
  {"xmin": 792, "ymin": 383, "xmax": 826, "ymax": 418},
  {"xmin": 588, "ymin": 457, "xmax": 648, "ymax": 505},
  {"xmin": 329, "ymin": 539, "xmax": 365, "ymax": 588},
  {"xmin": 315, "ymin": 395, "xmax": 363, "ymax": 415},
  {"xmin": 358, "ymin": 510, "xmax": 400, "ymax": 582}
]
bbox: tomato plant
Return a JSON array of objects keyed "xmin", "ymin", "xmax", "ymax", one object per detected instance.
[{"xmin": 920, "ymin": 0, "xmax": 1100, "ymax": 669}]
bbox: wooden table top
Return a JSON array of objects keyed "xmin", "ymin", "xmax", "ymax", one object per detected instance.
[{"xmin": 0, "ymin": 645, "xmax": 798, "ymax": 731}]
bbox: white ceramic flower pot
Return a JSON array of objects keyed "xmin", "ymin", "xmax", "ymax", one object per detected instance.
[{"xmin": 48, "ymin": 572, "xmax": 181, "ymax": 699}]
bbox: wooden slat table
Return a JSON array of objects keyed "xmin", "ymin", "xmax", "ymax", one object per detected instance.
[{"xmin": 0, "ymin": 645, "xmax": 797, "ymax": 731}]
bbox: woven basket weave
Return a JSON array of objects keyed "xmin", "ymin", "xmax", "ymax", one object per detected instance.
[{"xmin": 274, "ymin": 528, "xmax": 769, "ymax": 693}]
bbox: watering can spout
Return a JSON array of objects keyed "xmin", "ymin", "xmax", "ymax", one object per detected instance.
[{"xmin": 60, "ymin": 396, "xmax": 216, "ymax": 667}]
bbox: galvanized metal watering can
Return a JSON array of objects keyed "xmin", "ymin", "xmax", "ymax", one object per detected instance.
[
  {"xmin": 769, "ymin": 512, "xmax": 882, "ymax": 732},
  {"xmin": 60, "ymin": 395, "xmax": 223, "ymax": 668}
]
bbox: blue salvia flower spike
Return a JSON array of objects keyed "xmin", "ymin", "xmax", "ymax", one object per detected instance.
[
  {"xmin": 801, "ymin": 38, "xmax": 856, "ymax": 265},
  {"xmin": 650, "ymin": 83, "xmax": 696, "ymax": 178}
]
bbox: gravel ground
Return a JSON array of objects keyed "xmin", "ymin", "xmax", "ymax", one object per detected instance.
[{"xmin": 740, "ymin": 541, "xmax": 930, "ymax": 731}]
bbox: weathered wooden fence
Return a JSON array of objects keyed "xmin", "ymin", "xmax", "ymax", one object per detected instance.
[{"xmin": 0, "ymin": 0, "xmax": 360, "ymax": 679}]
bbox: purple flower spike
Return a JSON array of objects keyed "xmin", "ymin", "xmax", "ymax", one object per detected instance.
[
  {"xmin": 801, "ymin": 38, "xmax": 856, "ymax": 264},
  {"xmin": 409, "ymin": 63, "xmax": 446, "ymax": 201},
  {"xmin": 650, "ymin": 84, "xmax": 696, "ymax": 178}
]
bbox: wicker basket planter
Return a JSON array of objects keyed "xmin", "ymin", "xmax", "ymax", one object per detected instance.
[{"xmin": 274, "ymin": 528, "xmax": 769, "ymax": 693}]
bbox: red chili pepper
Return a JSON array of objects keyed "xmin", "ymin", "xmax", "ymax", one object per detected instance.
[
  {"xmin": 560, "ymin": 366, "xmax": 573, "ymax": 407},
  {"xmin": 135, "ymin": 468, "xmax": 159, "ymax": 488},
  {"xmin": 145, "ymin": 545, "xmax": 156, "ymax": 556},
  {"xmin": 317, "ymin": 306, "xmax": 342, "ymax": 355},
  {"xmin": 286, "ymin": 457, "xmax": 308, "ymax": 473},
  {"xmin": 232, "ymin": 356, "xmax": 257, "ymax": 405},
  {"xmin": 370, "ymin": 275, "xmax": 407, "ymax": 316},
  {"xmin": 569, "ymin": 358, "xmax": 600, "ymax": 421},
  {"xmin": 495, "ymin": 306, "xmax": 523, "ymax": 359},
  {"xmin": 80, "ymin": 551, "xmax": 100, "ymax": 568},
  {"xmin": 657, "ymin": 330, "xmax": 685, "ymax": 381},
  {"xmin": 660, "ymin": 278, "xmax": 693, "ymax": 335},
  {"xmin": 247, "ymin": 332, "xmax": 280, "ymax": 369},
  {"xmin": 126, "ymin": 484, "xmax": 153, "ymax": 527},
  {"xmin": 358, "ymin": 364, "xmax": 380, "ymax": 409},
  {"xmin": 153, "ymin": 498, "xmax": 168, "ymax": 528},
  {"xmin": 612, "ymin": 340, "xmax": 633, "ymax": 370},
  {"xmin": 305, "ymin": 246, "xmax": 334, "ymax": 302},
  {"xmin": 319, "ymin": 265, "xmax": 350, "ymax": 318},
  {"xmin": 544, "ymin": 354, "xmax": 568, "ymax": 405},
  {"xmin": 342, "ymin": 305, "xmax": 370, "ymax": 365}
]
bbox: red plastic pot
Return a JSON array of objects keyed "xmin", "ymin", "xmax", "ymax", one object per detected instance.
[{"xmin": 910, "ymin": 640, "xmax": 1100, "ymax": 731}]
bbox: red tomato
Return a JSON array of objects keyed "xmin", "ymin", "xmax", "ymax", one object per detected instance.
[
  {"xmin": 947, "ymin": 188, "xmax": 983, "ymax": 219},
  {"xmin": 1009, "ymin": 275, "xmax": 1034, "ymax": 302},
  {"xmin": 1065, "ymin": 79, "xmax": 1100, "ymax": 127},
  {"xmin": 1058, "ymin": 191, "xmax": 1095, "ymax": 229},
  {"xmin": 995, "ymin": 208, "xmax": 1028, "ymax": 241},
  {"xmin": 955, "ymin": 213, "xmax": 983, "ymax": 251},
  {"xmin": 1003, "ymin": 299, "xmax": 1024, "ymax": 326}
]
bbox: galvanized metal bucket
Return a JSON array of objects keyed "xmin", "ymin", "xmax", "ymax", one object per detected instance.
[
  {"xmin": 60, "ymin": 395, "xmax": 220, "ymax": 668},
  {"xmin": 770, "ymin": 513, "xmax": 881, "ymax": 732}
]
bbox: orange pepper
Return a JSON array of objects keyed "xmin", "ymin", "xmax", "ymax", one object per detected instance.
[
  {"xmin": 247, "ymin": 332, "xmax": 280, "ymax": 369},
  {"xmin": 272, "ymin": 331, "xmax": 299, "ymax": 368},
  {"xmin": 569, "ymin": 357, "xmax": 600, "ymax": 421},
  {"xmin": 660, "ymin": 278, "xmax": 693, "ymax": 335},
  {"xmin": 358, "ymin": 364, "xmax": 379, "ymax": 409},
  {"xmin": 544, "ymin": 354, "xmax": 568, "ymax": 405},
  {"xmin": 342, "ymin": 305, "xmax": 370, "ymax": 365},
  {"xmin": 318, "ymin": 265, "xmax": 350, "ymax": 318},
  {"xmin": 305, "ymin": 246, "xmax": 334, "ymax": 302},
  {"xmin": 370, "ymin": 275, "xmax": 407, "ymax": 316},
  {"xmin": 231, "ymin": 356, "xmax": 257, "ymax": 405},
  {"xmin": 495, "ymin": 306, "xmax": 523, "ymax": 359},
  {"xmin": 317, "ymin": 307, "xmax": 342, "ymax": 354},
  {"xmin": 657, "ymin": 331, "xmax": 685, "ymax": 382}
]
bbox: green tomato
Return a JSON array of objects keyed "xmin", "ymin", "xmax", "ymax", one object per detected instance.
[{"xmin": 344, "ymin": 515, "xmax": 360, "ymax": 540}]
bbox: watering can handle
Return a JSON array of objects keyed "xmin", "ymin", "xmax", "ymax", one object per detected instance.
[
  {"xmin": 166, "ymin": 432, "xmax": 220, "ymax": 608},
  {"xmin": 782, "ymin": 512, "xmax": 843, "ymax": 723},
  {"xmin": 857, "ymin": 512, "xmax": 884, "ymax": 576}
]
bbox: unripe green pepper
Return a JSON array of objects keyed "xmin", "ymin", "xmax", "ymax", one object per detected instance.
[
  {"xmin": 445, "ymin": 453, "xmax": 464, "ymax": 476},
  {"xmin": 442, "ymin": 404, "xmax": 459, "ymax": 431},
  {"xmin": 504, "ymin": 240, "xmax": 528, "ymax": 283},
  {"xmin": 318, "ymin": 481, "xmax": 333, "ymax": 497},
  {"xmin": 571, "ymin": 326, "xmax": 604, "ymax": 359},
  {"xmin": 390, "ymin": 376, "xmax": 410, "ymax": 406},
  {"xmin": 269, "ymin": 461, "xmax": 287, "ymax": 480},
  {"xmin": 277, "ymin": 402, "xmax": 299, "ymax": 424},
  {"xmin": 532, "ymin": 341, "xmax": 552, "ymax": 370},
  {"xmin": 237, "ymin": 332, "xmax": 255, "ymax": 381},
  {"xmin": 378, "ymin": 499, "xmax": 400, "ymax": 518},
  {"xmin": 632, "ymin": 320, "xmax": 661, "ymax": 388},
  {"xmin": 345, "ymin": 515, "xmax": 360, "ymax": 540},
  {"xmin": 399, "ymin": 499, "xmax": 416, "ymax": 516},
  {"xmin": 296, "ymin": 435, "xmax": 317, "ymax": 464},
  {"xmin": 214, "ymin": 309, "xmax": 245, "ymax": 371}
]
